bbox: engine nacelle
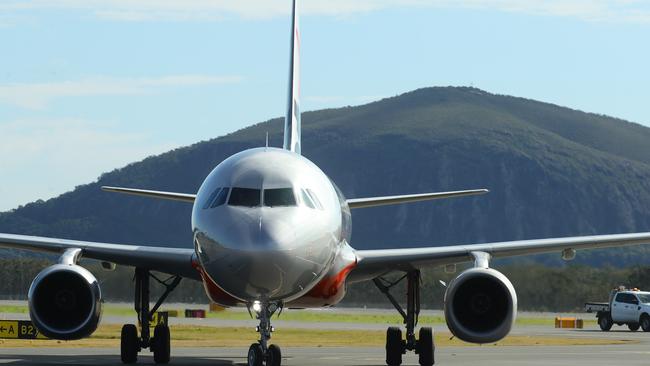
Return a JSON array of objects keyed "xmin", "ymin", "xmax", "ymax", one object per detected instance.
[
  {"xmin": 444, "ymin": 267, "xmax": 517, "ymax": 344},
  {"xmin": 28, "ymin": 264, "xmax": 102, "ymax": 340}
]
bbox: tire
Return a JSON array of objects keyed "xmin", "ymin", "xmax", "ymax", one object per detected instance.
[
  {"xmin": 247, "ymin": 343, "xmax": 264, "ymax": 366},
  {"xmin": 628, "ymin": 323, "xmax": 640, "ymax": 332},
  {"xmin": 641, "ymin": 315, "xmax": 650, "ymax": 332},
  {"xmin": 598, "ymin": 315, "xmax": 613, "ymax": 331},
  {"xmin": 386, "ymin": 327, "xmax": 403, "ymax": 366},
  {"xmin": 120, "ymin": 324, "xmax": 139, "ymax": 364},
  {"xmin": 418, "ymin": 327, "xmax": 434, "ymax": 366},
  {"xmin": 153, "ymin": 325, "xmax": 171, "ymax": 364},
  {"xmin": 267, "ymin": 344, "xmax": 282, "ymax": 366}
]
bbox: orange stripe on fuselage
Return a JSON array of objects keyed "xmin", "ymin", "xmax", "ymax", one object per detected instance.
[
  {"xmin": 288, "ymin": 262, "xmax": 357, "ymax": 308},
  {"xmin": 192, "ymin": 259, "xmax": 242, "ymax": 307},
  {"xmin": 192, "ymin": 258, "xmax": 357, "ymax": 308}
]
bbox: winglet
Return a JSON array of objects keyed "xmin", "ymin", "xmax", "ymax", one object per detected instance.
[{"xmin": 283, "ymin": 0, "xmax": 301, "ymax": 155}]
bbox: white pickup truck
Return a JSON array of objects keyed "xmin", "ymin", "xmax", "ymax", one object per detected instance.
[{"xmin": 585, "ymin": 288, "xmax": 650, "ymax": 331}]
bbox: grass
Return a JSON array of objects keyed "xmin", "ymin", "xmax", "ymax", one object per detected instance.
[
  {"xmin": 0, "ymin": 324, "xmax": 633, "ymax": 348},
  {"xmin": 0, "ymin": 305, "xmax": 596, "ymax": 327}
]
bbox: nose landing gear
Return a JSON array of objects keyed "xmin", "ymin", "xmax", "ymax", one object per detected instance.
[
  {"xmin": 375, "ymin": 270, "xmax": 435, "ymax": 366},
  {"xmin": 247, "ymin": 301, "xmax": 283, "ymax": 366}
]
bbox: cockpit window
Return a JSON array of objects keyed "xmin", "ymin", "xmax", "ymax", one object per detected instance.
[
  {"xmin": 203, "ymin": 187, "xmax": 230, "ymax": 209},
  {"xmin": 299, "ymin": 188, "xmax": 324, "ymax": 210},
  {"xmin": 228, "ymin": 188, "xmax": 261, "ymax": 207},
  {"xmin": 264, "ymin": 188, "xmax": 296, "ymax": 207},
  {"xmin": 203, "ymin": 188, "xmax": 222, "ymax": 209},
  {"xmin": 306, "ymin": 189, "xmax": 324, "ymax": 210},
  {"xmin": 211, "ymin": 187, "xmax": 230, "ymax": 208},
  {"xmin": 301, "ymin": 189, "xmax": 316, "ymax": 209}
]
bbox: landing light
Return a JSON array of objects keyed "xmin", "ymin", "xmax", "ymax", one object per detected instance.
[{"xmin": 252, "ymin": 301, "xmax": 262, "ymax": 312}]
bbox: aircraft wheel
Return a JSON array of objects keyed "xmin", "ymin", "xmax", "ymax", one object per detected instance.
[
  {"xmin": 267, "ymin": 344, "xmax": 282, "ymax": 366},
  {"xmin": 120, "ymin": 324, "xmax": 139, "ymax": 364},
  {"xmin": 153, "ymin": 325, "xmax": 171, "ymax": 364},
  {"xmin": 418, "ymin": 327, "xmax": 434, "ymax": 366},
  {"xmin": 386, "ymin": 327, "xmax": 403, "ymax": 366},
  {"xmin": 247, "ymin": 343, "xmax": 264, "ymax": 366},
  {"xmin": 641, "ymin": 315, "xmax": 650, "ymax": 332},
  {"xmin": 598, "ymin": 315, "xmax": 613, "ymax": 331},
  {"xmin": 628, "ymin": 323, "xmax": 640, "ymax": 332}
]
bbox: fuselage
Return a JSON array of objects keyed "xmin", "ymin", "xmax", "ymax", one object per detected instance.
[{"xmin": 191, "ymin": 147, "xmax": 356, "ymax": 307}]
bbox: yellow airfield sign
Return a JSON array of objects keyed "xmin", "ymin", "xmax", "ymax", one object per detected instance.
[
  {"xmin": 0, "ymin": 320, "xmax": 47, "ymax": 339},
  {"xmin": 151, "ymin": 312, "xmax": 169, "ymax": 327}
]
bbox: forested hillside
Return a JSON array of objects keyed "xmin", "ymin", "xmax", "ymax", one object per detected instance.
[{"xmin": 2, "ymin": 87, "xmax": 650, "ymax": 266}]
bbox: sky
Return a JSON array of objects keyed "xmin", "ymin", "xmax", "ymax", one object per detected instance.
[{"xmin": 1, "ymin": 0, "xmax": 649, "ymax": 211}]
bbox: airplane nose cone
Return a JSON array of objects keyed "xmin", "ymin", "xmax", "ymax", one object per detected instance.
[{"xmin": 194, "ymin": 208, "xmax": 337, "ymax": 302}]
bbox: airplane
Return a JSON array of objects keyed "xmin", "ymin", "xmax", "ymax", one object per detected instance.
[{"xmin": 2, "ymin": 1, "xmax": 650, "ymax": 365}]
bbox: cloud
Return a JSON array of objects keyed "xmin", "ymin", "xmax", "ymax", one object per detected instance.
[
  {"xmin": 0, "ymin": 118, "xmax": 177, "ymax": 211},
  {"xmin": 451, "ymin": 0, "xmax": 650, "ymax": 23},
  {"xmin": 1, "ymin": 0, "xmax": 650, "ymax": 23},
  {"xmin": 0, "ymin": 1, "xmax": 385, "ymax": 20},
  {"xmin": 0, "ymin": 74, "xmax": 242, "ymax": 109}
]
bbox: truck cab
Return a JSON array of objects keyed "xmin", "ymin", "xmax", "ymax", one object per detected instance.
[{"xmin": 586, "ymin": 287, "xmax": 650, "ymax": 332}]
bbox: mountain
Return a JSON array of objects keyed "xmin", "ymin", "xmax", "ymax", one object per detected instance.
[{"xmin": 3, "ymin": 86, "xmax": 650, "ymax": 266}]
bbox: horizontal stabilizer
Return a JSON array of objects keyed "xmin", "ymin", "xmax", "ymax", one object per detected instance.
[
  {"xmin": 346, "ymin": 189, "xmax": 488, "ymax": 209},
  {"xmin": 101, "ymin": 186, "xmax": 196, "ymax": 203}
]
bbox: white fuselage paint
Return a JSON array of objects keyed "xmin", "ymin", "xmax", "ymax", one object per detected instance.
[{"xmin": 191, "ymin": 148, "xmax": 355, "ymax": 307}]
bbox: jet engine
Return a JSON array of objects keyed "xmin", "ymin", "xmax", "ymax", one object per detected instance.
[
  {"xmin": 444, "ymin": 267, "xmax": 517, "ymax": 344},
  {"xmin": 28, "ymin": 264, "xmax": 102, "ymax": 340}
]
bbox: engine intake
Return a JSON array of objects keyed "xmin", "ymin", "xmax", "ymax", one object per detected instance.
[
  {"xmin": 444, "ymin": 267, "xmax": 517, "ymax": 344},
  {"xmin": 28, "ymin": 264, "xmax": 102, "ymax": 340}
]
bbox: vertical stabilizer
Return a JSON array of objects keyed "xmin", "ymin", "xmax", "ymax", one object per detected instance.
[{"xmin": 283, "ymin": 0, "xmax": 301, "ymax": 154}]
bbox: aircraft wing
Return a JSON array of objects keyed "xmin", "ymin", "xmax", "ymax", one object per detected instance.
[
  {"xmin": 101, "ymin": 186, "xmax": 196, "ymax": 203},
  {"xmin": 349, "ymin": 232, "xmax": 650, "ymax": 282},
  {"xmin": 347, "ymin": 189, "xmax": 488, "ymax": 209},
  {"xmin": 0, "ymin": 233, "xmax": 199, "ymax": 280}
]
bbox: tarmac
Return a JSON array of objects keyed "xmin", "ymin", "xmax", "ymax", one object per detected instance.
[
  {"xmin": 1, "ymin": 344, "xmax": 650, "ymax": 366},
  {"xmin": 1, "ymin": 305, "xmax": 650, "ymax": 365},
  {"xmin": 1, "ymin": 324, "xmax": 649, "ymax": 365}
]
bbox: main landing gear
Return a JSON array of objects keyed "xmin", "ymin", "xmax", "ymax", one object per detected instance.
[
  {"xmin": 374, "ymin": 270, "xmax": 434, "ymax": 366},
  {"xmin": 247, "ymin": 301, "xmax": 283, "ymax": 366},
  {"xmin": 121, "ymin": 268, "xmax": 182, "ymax": 364}
]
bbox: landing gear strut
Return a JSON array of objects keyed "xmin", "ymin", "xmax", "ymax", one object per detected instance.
[
  {"xmin": 121, "ymin": 268, "xmax": 181, "ymax": 364},
  {"xmin": 374, "ymin": 270, "xmax": 434, "ymax": 366},
  {"xmin": 247, "ymin": 301, "xmax": 283, "ymax": 366}
]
